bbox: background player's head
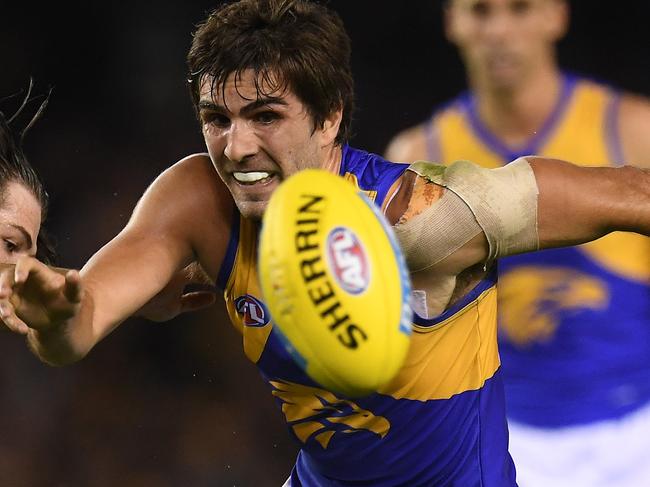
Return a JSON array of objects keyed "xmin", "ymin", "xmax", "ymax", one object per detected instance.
[
  {"xmin": 187, "ymin": 0, "xmax": 354, "ymax": 219},
  {"xmin": 444, "ymin": 0, "xmax": 568, "ymax": 91},
  {"xmin": 0, "ymin": 93, "xmax": 53, "ymax": 264}
]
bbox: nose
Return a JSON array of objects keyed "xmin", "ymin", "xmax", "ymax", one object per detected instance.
[
  {"xmin": 224, "ymin": 120, "xmax": 258, "ymax": 162},
  {"xmin": 482, "ymin": 9, "xmax": 515, "ymax": 42}
]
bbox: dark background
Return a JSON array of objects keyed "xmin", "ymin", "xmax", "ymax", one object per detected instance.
[{"xmin": 0, "ymin": 1, "xmax": 648, "ymax": 485}]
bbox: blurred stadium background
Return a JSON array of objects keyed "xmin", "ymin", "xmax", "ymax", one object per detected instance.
[{"xmin": 0, "ymin": 1, "xmax": 648, "ymax": 485}]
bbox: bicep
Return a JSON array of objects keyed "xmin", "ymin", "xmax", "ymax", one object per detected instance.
[
  {"xmin": 391, "ymin": 169, "xmax": 490, "ymax": 276},
  {"xmin": 79, "ymin": 155, "xmax": 232, "ymax": 341}
]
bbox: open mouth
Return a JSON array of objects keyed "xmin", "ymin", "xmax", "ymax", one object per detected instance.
[{"xmin": 232, "ymin": 171, "xmax": 276, "ymax": 185}]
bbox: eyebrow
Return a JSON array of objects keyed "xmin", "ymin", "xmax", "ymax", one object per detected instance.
[
  {"xmin": 198, "ymin": 96, "xmax": 289, "ymax": 116},
  {"xmin": 9, "ymin": 224, "xmax": 33, "ymax": 250}
]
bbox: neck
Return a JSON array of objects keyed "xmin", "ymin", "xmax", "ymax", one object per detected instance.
[
  {"xmin": 321, "ymin": 143, "xmax": 343, "ymax": 175},
  {"xmin": 471, "ymin": 67, "xmax": 564, "ymax": 148}
]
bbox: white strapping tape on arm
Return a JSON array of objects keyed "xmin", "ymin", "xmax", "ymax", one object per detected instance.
[{"xmin": 394, "ymin": 158, "xmax": 539, "ymax": 271}]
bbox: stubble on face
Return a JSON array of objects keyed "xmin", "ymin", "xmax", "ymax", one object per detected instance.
[{"xmin": 198, "ymin": 70, "xmax": 325, "ymax": 221}]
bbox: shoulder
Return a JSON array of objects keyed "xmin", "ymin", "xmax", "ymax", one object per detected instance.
[
  {"xmin": 144, "ymin": 153, "xmax": 233, "ymax": 214},
  {"xmin": 131, "ymin": 153, "xmax": 235, "ymax": 269},
  {"xmin": 384, "ymin": 124, "xmax": 428, "ymax": 163},
  {"xmin": 618, "ymin": 93, "xmax": 650, "ymax": 130},
  {"xmin": 384, "ymin": 96, "xmax": 464, "ymax": 163},
  {"xmin": 617, "ymin": 93, "xmax": 650, "ymax": 166},
  {"xmin": 159, "ymin": 153, "xmax": 219, "ymax": 190}
]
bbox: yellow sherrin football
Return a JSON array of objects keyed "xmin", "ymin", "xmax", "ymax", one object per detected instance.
[{"xmin": 259, "ymin": 169, "xmax": 412, "ymax": 397}]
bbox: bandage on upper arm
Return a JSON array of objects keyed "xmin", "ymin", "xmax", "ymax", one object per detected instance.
[{"xmin": 393, "ymin": 158, "xmax": 539, "ymax": 271}]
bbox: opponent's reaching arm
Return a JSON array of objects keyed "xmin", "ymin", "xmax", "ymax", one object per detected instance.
[{"xmin": 0, "ymin": 154, "xmax": 233, "ymax": 365}]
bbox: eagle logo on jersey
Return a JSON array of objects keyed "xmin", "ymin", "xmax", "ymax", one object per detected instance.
[
  {"xmin": 498, "ymin": 267, "xmax": 609, "ymax": 346},
  {"xmin": 269, "ymin": 380, "xmax": 390, "ymax": 449},
  {"xmin": 235, "ymin": 294, "xmax": 271, "ymax": 327}
]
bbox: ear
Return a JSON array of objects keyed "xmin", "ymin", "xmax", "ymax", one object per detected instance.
[
  {"xmin": 544, "ymin": 0, "xmax": 569, "ymax": 42},
  {"xmin": 319, "ymin": 107, "xmax": 343, "ymax": 147}
]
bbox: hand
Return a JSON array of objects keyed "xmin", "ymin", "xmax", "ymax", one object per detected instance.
[
  {"xmin": 136, "ymin": 261, "xmax": 217, "ymax": 322},
  {"xmin": 0, "ymin": 257, "xmax": 82, "ymax": 335}
]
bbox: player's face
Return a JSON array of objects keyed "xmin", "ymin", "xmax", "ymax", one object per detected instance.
[
  {"xmin": 445, "ymin": 0, "xmax": 567, "ymax": 90},
  {"xmin": 0, "ymin": 181, "xmax": 41, "ymax": 264},
  {"xmin": 199, "ymin": 70, "xmax": 340, "ymax": 220}
]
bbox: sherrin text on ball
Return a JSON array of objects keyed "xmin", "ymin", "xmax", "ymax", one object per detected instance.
[{"xmin": 259, "ymin": 169, "xmax": 412, "ymax": 397}]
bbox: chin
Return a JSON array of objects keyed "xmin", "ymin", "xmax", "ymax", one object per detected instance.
[
  {"xmin": 486, "ymin": 70, "xmax": 522, "ymax": 92},
  {"xmin": 235, "ymin": 200, "xmax": 268, "ymax": 221}
]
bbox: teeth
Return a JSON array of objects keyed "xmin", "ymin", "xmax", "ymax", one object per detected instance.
[{"xmin": 233, "ymin": 171, "xmax": 271, "ymax": 183}]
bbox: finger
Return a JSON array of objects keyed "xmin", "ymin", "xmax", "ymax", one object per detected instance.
[
  {"xmin": 179, "ymin": 291, "xmax": 217, "ymax": 313},
  {"xmin": 13, "ymin": 255, "xmax": 46, "ymax": 286},
  {"xmin": 0, "ymin": 268, "xmax": 15, "ymax": 298},
  {"xmin": 64, "ymin": 270, "xmax": 83, "ymax": 304},
  {"xmin": 0, "ymin": 300, "xmax": 28, "ymax": 335}
]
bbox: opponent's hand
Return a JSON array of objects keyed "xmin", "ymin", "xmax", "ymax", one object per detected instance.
[
  {"xmin": 0, "ymin": 257, "xmax": 83, "ymax": 335},
  {"xmin": 136, "ymin": 261, "xmax": 217, "ymax": 322}
]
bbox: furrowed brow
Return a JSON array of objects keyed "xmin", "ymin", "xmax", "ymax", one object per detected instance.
[
  {"xmin": 239, "ymin": 97, "xmax": 288, "ymax": 115},
  {"xmin": 197, "ymin": 97, "xmax": 288, "ymax": 115}
]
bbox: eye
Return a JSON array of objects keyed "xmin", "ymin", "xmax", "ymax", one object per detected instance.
[
  {"xmin": 510, "ymin": 0, "xmax": 532, "ymax": 15},
  {"xmin": 3, "ymin": 239, "xmax": 17, "ymax": 253},
  {"xmin": 201, "ymin": 111, "xmax": 230, "ymax": 128},
  {"xmin": 470, "ymin": 1, "xmax": 490, "ymax": 18},
  {"xmin": 254, "ymin": 111, "xmax": 280, "ymax": 125}
]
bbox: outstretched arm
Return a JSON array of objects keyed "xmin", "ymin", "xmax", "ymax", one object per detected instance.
[
  {"xmin": 532, "ymin": 158, "xmax": 650, "ymax": 248},
  {"xmin": 393, "ymin": 156, "xmax": 650, "ymax": 277},
  {"xmin": 0, "ymin": 154, "xmax": 232, "ymax": 365},
  {"xmin": 386, "ymin": 156, "xmax": 650, "ymax": 316}
]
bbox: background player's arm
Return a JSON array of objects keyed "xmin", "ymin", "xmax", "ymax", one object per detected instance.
[
  {"xmin": 619, "ymin": 94, "xmax": 650, "ymax": 167},
  {"xmin": 384, "ymin": 126, "xmax": 428, "ymax": 163},
  {"xmin": 24, "ymin": 155, "xmax": 232, "ymax": 365}
]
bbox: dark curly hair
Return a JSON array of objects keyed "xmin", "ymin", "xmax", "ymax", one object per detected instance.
[{"xmin": 187, "ymin": 0, "xmax": 354, "ymax": 145}]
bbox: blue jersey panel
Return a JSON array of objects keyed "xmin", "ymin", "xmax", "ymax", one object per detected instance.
[{"xmin": 499, "ymin": 248, "xmax": 650, "ymax": 426}]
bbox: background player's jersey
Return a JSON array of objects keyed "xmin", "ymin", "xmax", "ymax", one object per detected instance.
[
  {"xmin": 422, "ymin": 73, "xmax": 650, "ymax": 428},
  {"xmin": 218, "ymin": 145, "xmax": 516, "ymax": 486}
]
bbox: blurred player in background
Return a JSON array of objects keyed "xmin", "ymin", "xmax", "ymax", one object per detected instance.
[
  {"xmin": 3, "ymin": 1, "xmax": 650, "ymax": 485},
  {"xmin": 386, "ymin": 0, "xmax": 650, "ymax": 485}
]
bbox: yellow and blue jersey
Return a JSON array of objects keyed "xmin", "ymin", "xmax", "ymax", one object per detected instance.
[
  {"xmin": 423, "ymin": 73, "xmax": 650, "ymax": 427},
  {"xmin": 218, "ymin": 145, "xmax": 516, "ymax": 486}
]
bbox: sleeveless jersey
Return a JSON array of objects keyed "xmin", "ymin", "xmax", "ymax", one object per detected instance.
[
  {"xmin": 218, "ymin": 145, "xmax": 516, "ymax": 486},
  {"xmin": 422, "ymin": 73, "xmax": 650, "ymax": 428}
]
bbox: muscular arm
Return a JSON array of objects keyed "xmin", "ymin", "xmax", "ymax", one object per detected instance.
[
  {"xmin": 389, "ymin": 158, "xmax": 650, "ymax": 314},
  {"xmin": 27, "ymin": 154, "xmax": 233, "ymax": 365},
  {"xmin": 532, "ymin": 158, "xmax": 650, "ymax": 248}
]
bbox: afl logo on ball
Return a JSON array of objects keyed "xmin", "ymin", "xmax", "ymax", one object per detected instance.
[
  {"xmin": 235, "ymin": 295, "xmax": 270, "ymax": 327},
  {"xmin": 326, "ymin": 226, "xmax": 370, "ymax": 295}
]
